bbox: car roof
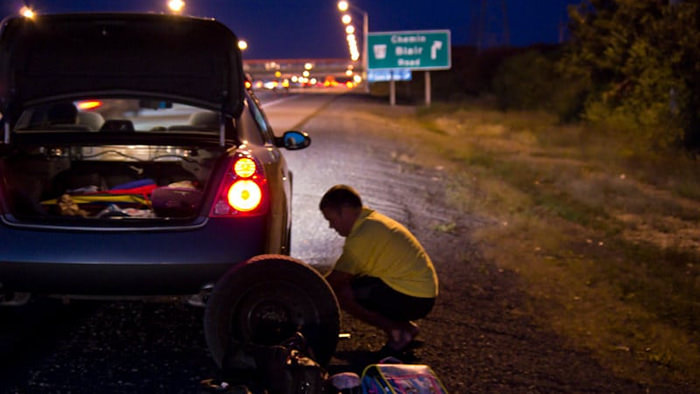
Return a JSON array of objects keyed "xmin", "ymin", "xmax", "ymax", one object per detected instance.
[{"xmin": 0, "ymin": 13, "xmax": 245, "ymax": 121}]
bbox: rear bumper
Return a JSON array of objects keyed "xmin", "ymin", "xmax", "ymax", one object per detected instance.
[
  {"xmin": 0, "ymin": 261, "xmax": 233, "ymax": 295},
  {"xmin": 0, "ymin": 217, "xmax": 268, "ymax": 295}
]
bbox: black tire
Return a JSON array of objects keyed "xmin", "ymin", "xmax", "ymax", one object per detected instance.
[{"xmin": 204, "ymin": 254, "xmax": 339, "ymax": 367}]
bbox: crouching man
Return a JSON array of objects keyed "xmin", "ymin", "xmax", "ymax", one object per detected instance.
[{"xmin": 320, "ymin": 185, "xmax": 438, "ymax": 352}]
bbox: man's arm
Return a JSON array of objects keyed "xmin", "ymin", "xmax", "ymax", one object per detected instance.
[{"xmin": 326, "ymin": 270, "xmax": 395, "ymax": 335}]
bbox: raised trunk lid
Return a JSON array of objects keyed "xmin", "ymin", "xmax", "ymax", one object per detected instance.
[{"xmin": 0, "ymin": 13, "xmax": 245, "ymax": 122}]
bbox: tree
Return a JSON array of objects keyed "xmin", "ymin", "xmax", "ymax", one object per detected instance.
[{"xmin": 561, "ymin": 0, "xmax": 699, "ymax": 150}]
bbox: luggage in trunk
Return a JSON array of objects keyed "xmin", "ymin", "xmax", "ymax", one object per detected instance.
[{"xmin": 0, "ymin": 143, "xmax": 222, "ymax": 223}]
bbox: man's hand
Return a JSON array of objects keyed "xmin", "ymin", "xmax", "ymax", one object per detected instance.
[
  {"xmin": 325, "ymin": 270, "xmax": 396, "ymax": 336},
  {"xmin": 325, "ymin": 270, "xmax": 355, "ymax": 309}
]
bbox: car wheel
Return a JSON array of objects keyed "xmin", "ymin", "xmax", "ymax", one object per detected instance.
[{"xmin": 204, "ymin": 254, "xmax": 339, "ymax": 367}]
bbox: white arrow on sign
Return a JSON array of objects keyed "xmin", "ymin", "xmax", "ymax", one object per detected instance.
[{"xmin": 430, "ymin": 41, "xmax": 443, "ymax": 60}]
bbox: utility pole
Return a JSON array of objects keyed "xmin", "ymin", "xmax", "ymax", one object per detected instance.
[{"xmin": 477, "ymin": 0, "xmax": 510, "ymax": 51}]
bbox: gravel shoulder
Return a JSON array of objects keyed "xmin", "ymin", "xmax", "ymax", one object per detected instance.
[{"xmin": 300, "ymin": 94, "xmax": 693, "ymax": 393}]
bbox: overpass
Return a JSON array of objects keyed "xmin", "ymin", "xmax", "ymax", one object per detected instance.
[{"xmin": 243, "ymin": 58, "xmax": 360, "ymax": 81}]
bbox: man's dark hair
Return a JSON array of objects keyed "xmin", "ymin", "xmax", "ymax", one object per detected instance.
[{"xmin": 319, "ymin": 184, "xmax": 362, "ymax": 211}]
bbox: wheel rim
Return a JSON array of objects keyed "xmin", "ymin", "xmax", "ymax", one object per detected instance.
[{"xmin": 231, "ymin": 280, "xmax": 320, "ymax": 346}]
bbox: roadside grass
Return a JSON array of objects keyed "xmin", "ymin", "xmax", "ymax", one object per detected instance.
[{"xmin": 367, "ymin": 100, "xmax": 700, "ymax": 387}]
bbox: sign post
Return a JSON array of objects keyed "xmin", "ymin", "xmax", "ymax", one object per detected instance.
[
  {"xmin": 367, "ymin": 30, "xmax": 451, "ymax": 106},
  {"xmin": 425, "ymin": 71, "xmax": 431, "ymax": 106}
]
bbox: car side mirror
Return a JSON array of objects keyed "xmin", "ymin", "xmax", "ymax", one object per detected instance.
[{"xmin": 276, "ymin": 130, "xmax": 311, "ymax": 150}]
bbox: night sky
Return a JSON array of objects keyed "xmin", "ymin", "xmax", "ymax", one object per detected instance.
[{"xmin": 1, "ymin": 0, "xmax": 581, "ymax": 59}]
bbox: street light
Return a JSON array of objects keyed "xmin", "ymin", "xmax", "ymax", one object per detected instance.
[
  {"xmin": 167, "ymin": 0, "xmax": 185, "ymax": 14},
  {"xmin": 337, "ymin": 1, "xmax": 368, "ymax": 92},
  {"xmin": 20, "ymin": 6, "xmax": 35, "ymax": 19},
  {"xmin": 238, "ymin": 40, "xmax": 248, "ymax": 51}
]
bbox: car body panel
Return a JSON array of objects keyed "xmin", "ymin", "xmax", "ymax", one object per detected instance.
[
  {"xmin": 0, "ymin": 217, "xmax": 267, "ymax": 294},
  {"xmin": 246, "ymin": 91, "xmax": 295, "ymax": 253},
  {"xmin": 238, "ymin": 98, "xmax": 292, "ymax": 254}
]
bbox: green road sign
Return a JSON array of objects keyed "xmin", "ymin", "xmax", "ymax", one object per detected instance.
[{"xmin": 367, "ymin": 30, "xmax": 451, "ymax": 71}]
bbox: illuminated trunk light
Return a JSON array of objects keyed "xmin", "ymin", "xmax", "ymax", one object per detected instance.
[{"xmin": 227, "ymin": 180, "xmax": 262, "ymax": 212}]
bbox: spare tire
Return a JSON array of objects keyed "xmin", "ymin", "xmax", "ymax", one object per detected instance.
[{"xmin": 204, "ymin": 254, "xmax": 339, "ymax": 367}]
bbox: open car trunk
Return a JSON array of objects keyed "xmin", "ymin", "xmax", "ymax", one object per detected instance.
[
  {"xmin": 0, "ymin": 136, "xmax": 226, "ymax": 225},
  {"xmin": 0, "ymin": 13, "xmax": 247, "ymax": 227}
]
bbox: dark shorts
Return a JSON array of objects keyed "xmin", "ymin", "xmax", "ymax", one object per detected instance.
[{"xmin": 351, "ymin": 276, "xmax": 435, "ymax": 322}]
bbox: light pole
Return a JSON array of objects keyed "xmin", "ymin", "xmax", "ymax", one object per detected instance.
[{"xmin": 337, "ymin": 1, "xmax": 369, "ymax": 93}]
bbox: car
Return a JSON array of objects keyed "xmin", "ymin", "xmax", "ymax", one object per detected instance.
[{"xmin": 0, "ymin": 13, "xmax": 339, "ymax": 368}]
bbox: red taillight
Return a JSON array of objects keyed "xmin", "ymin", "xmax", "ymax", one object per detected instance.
[
  {"xmin": 210, "ymin": 155, "xmax": 267, "ymax": 217},
  {"xmin": 227, "ymin": 180, "xmax": 262, "ymax": 212},
  {"xmin": 76, "ymin": 100, "xmax": 103, "ymax": 110},
  {"xmin": 234, "ymin": 158, "xmax": 256, "ymax": 178}
]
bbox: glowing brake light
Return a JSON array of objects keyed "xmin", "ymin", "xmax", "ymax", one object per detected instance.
[
  {"xmin": 227, "ymin": 180, "xmax": 262, "ymax": 212},
  {"xmin": 210, "ymin": 155, "xmax": 268, "ymax": 217},
  {"xmin": 76, "ymin": 100, "xmax": 103, "ymax": 110}
]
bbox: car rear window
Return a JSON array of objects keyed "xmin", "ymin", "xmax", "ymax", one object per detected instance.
[{"xmin": 15, "ymin": 99, "xmax": 221, "ymax": 135}]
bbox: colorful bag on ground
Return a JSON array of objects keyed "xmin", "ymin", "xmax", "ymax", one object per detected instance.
[{"xmin": 361, "ymin": 363, "xmax": 448, "ymax": 393}]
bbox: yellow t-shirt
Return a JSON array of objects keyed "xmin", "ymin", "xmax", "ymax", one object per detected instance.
[{"xmin": 334, "ymin": 208, "xmax": 438, "ymax": 298}]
